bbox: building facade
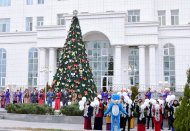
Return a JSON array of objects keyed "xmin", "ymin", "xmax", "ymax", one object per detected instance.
[{"xmin": 0, "ymin": 0, "xmax": 190, "ymax": 92}]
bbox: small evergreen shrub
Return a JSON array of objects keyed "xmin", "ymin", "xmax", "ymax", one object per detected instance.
[
  {"xmin": 131, "ymin": 86, "xmax": 138, "ymax": 101},
  {"xmin": 6, "ymin": 103, "xmax": 54, "ymax": 115},
  {"xmin": 60, "ymin": 104, "xmax": 83, "ymax": 116},
  {"xmin": 174, "ymin": 69, "xmax": 190, "ymax": 130}
]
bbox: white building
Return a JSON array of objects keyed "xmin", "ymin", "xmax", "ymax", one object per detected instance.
[{"xmin": 0, "ymin": 0, "xmax": 190, "ymax": 92}]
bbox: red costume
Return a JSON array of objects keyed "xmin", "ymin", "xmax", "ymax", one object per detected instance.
[
  {"xmin": 38, "ymin": 92, "xmax": 45, "ymax": 105},
  {"xmin": 55, "ymin": 92, "xmax": 61, "ymax": 110},
  {"xmin": 153, "ymin": 105, "xmax": 163, "ymax": 131}
]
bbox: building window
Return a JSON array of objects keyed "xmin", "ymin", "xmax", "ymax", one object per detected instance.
[
  {"xmin": 57, "ymin": 48, "xmax": 63, "ymax": 67},
  {"xmin": 0, "ymin": 0, "xmax": 11, "ymax": 6},
  {"xmin": 37, "ymin": 16, "xmax": 44, "ymax": 27},
  {"xmin": 38, "ymin": 0, "xmax": 44, "ymax": 4},
  {"xmin": 0, "ymin": 18, "xmax": 10, "ymax": 32},
  {"xmin": 28, "ymin": 48, "xmax": 38, "ymax": 87},
  {"xmin": 158, "ymin": 10, "xmax": 166, "ymax": 26},
  {"xmin": 128, "ymin": 47, "xmax": 139, "ymax": 86},
  {"xmin": 163, "ymin": 43, "xmax": 175, "ymax": 91},
  {"xmin": 0, "ymin": 48, "xmax": 6, "ymax": 88},
  {"xmin": 26, "ymin": 17, "xmax": 32, "ymax": 31},
  {"xmin": 128, "ymin": 10, "xmax": 140, "ymax": 22},
  {"xmin": 26, "ymin": 0, "xmax": 32, "ymax": 5},
  {"xmin": 57, "ymin": 14, "xmax": 65, "ymax": 25},
  {"xmin": 171, "ymin": 9, "xmax": 179, "ymax": 25},
  {"xmin": 85, "ymin": 41, "xmax": 113, "ymax": 90}
]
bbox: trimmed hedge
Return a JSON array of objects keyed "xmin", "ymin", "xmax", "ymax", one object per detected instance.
[
  {"xmin": 60, "ymin": 104, "xmax": 83, "ymax": 116},
  {"xmin": 6, "ymin": 103, "xmax": 54, "ymax": 115}
]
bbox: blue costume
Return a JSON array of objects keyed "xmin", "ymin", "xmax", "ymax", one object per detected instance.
[
  {"xmin": 104, "ymin": 94, "xmax": 128, "ymax": 131},
  {"xmin": 47, "ymin": 91, "xmax": 54, "ymax": 107}
]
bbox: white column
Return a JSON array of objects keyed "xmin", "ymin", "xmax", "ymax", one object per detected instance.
[
  {"xmin": 149, "ymin": 45, "xmax": 156, "ymax": 87},
  {"xmin": 39, "ymin": 48, "xmax": 47, "ymax": 87},
  {"xmin": 139, "ymin": 45, "xmax": 146, "ymax": 88},
  {"xmin": 48, "ymin": 48, "xmax": 57, "ymax": 84},
  {"xmin": 114, "ymin": 46, "xmax": 122, "ymax": 91}
]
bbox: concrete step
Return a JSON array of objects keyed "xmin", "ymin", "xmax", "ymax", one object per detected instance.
[{"xmin": 0, "ymin": 114, "xmax": 4, "ymax": 119}]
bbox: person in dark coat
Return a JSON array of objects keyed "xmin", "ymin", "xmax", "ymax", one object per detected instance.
[
  {"xmin": 61, "ymin": 88, "xmax": 69, "ymax": 107},
  {"xmin": 31, "ymin": 87, "xmax": 38, "ymax": 103}
]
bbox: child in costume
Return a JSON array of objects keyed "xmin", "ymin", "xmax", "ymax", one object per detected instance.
[{"xmin": 104, "ymin": 94, "xmax": 128, "ymax": 131}]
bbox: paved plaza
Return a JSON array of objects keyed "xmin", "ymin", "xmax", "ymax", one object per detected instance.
[{"xmin": 0, "ymin": 119, "xmax": 169, "ymax": 131}]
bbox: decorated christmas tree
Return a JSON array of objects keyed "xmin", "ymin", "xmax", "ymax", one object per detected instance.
[
  {"xmin": 53, "ymin": 11, "xmax": 97, "ymax": 101},
  {"xmin": 174, "ymin": 68, "xmax": 190, "ymax": 130}
]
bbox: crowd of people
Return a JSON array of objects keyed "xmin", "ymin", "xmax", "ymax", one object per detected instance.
[
  {"xmin": 0, "ymin": 86, "xmax": 180, "ymax": 131},
  {"xmin": 0, "ymin": 87, "xmax": 70, "ymax": 110},
  {"xmin": 81, "ymin": 87, "xmax": 180, "ymax": 131}
]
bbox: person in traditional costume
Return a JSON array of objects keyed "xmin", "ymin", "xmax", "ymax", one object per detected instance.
[
  {"xmin": 136, "ymin": 100, "xmax": 146, "ymax": 131},
  {"xmin": 165, "ymin": 95, "xmax": 175, "ymax": 130},
  {"xmin": 105, "ymin": 96, "xmax": 111, "ymax": 131},
  {"xmin": 47, "ymin": 89, "xmax": 54, "ymax": 107},
  {"xmin": 146, "ymin": 102, "xmax": 154, "ymax": 129},
  {"xmin": 13, "ymin": 91, "xmax": 17, "ymax": 104},
  {"xmin": 38, "ymin": 89, "xmax": 45, "ymax": 105},
  {"xmin": 126, "ymin": 98, "xmax": 134, "ymax": 131},
  {"xmin": 23, "ymin": 89, "xmax": 30, "ymax": 103},
  {"xmin": 153, "ymin": 103, "xmax": 162, "ymax": 131},
  {"xmin": 93, "ymin": 95, "xmax": 104, "ymax": 130},
  {"xmin": 61, "ymin": 88, "xmax": 69, "ymax": 107},
  {"xmin": 0, "ymin": 91, "xmax": 6, "ymax": 108},
  {"xmin": 31, "ymin": 87, "xmax": 38, "ymax": 103},
  {"xmin": 102, "ymin": 87, "xmax": 108, "ymax": 103},
  {"xmin": 158, "ymin": 98, "xmax": 165, "ymax": 130},
  {"xmin": 55, "ymin": 90, "xmax": 61, "ymax": 110},
  {"xmin": 19, "ymin": 89, "xmax": 23, "ymax": 103},
  {"xmin": 5, "ymin": 89, "xmax": 10, "ymax": 105},
  {"xmin": 83, "ymin": 101, "xmax": 94, "ymax": 130},
  {"xmin": 120, "ymin": 96, "xmax": 127, "ymax": 131},
  {"xmin": 145, "ymin": 88, "xmax": 152, "ymax": 99}
]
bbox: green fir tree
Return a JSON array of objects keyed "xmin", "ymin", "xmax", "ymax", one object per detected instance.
[
  {"xmin": 53, "ymin": 13, "xmax": 97, "ymax": 101},
  {"xmin": 174, "ymin": 68, "xmax": 190, "ymax": 131}
]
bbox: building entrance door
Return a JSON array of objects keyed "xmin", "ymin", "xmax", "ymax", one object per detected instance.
[{"xmin": 101, "ymin": 76, "xmax": 113, "ymax": 91}]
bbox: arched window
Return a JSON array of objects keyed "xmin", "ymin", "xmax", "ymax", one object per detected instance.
[
  {"xmin": 28, "ymin": 48, "xmax": 38, "ymax": 87},
  {"xmin": 85, "ymin": 41, "xmax": 113, "ymax": 90},
  {"xmin": 0, "ymin": 48, "xmax": 6, "ymax": 88},
  {"xmin": 163, "ymin": 43, "xmax": 175, "ymax": 90}
]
